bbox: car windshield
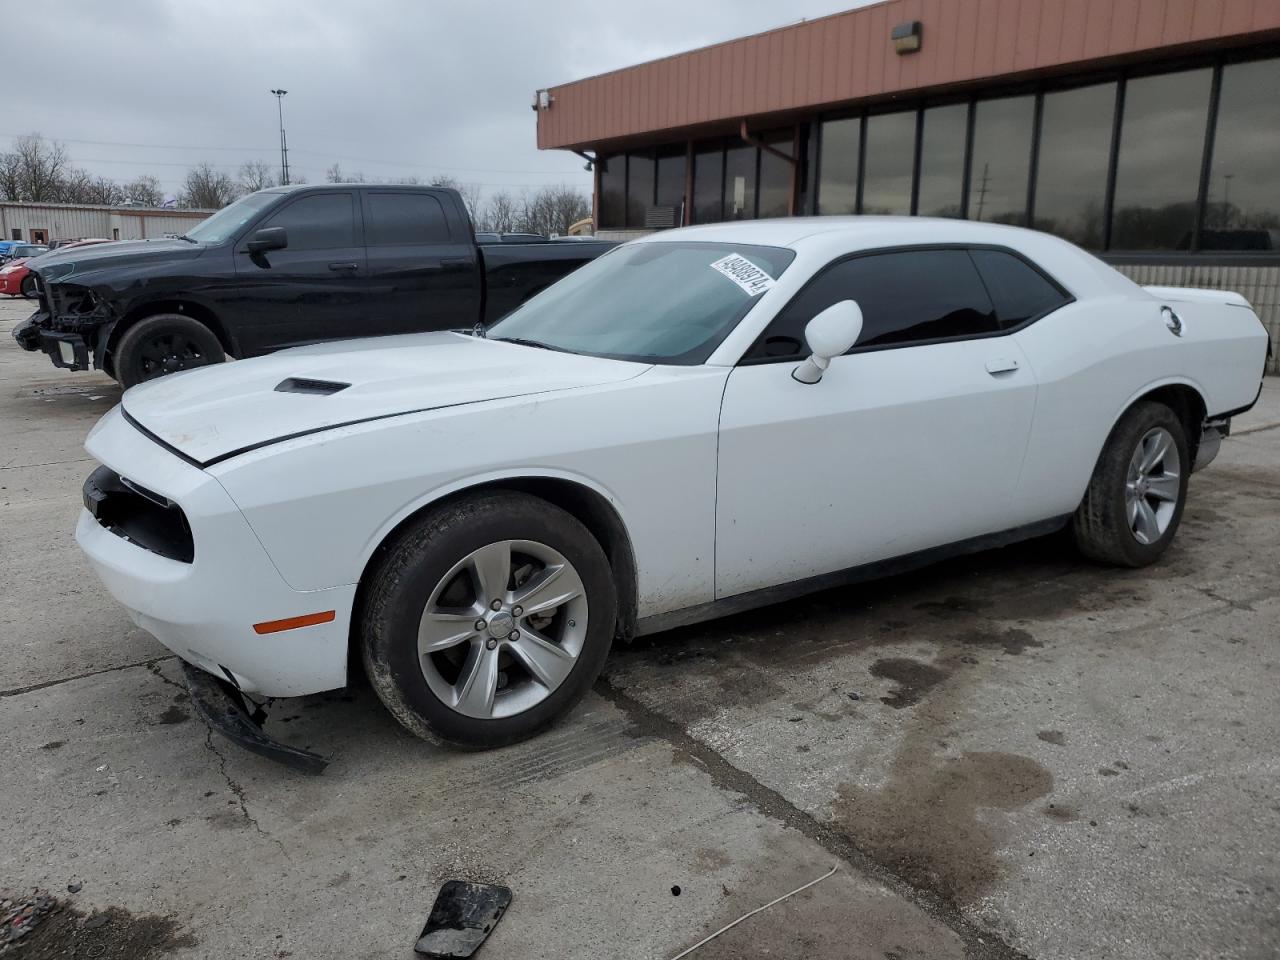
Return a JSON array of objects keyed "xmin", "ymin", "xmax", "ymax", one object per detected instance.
[
  {"xmin": 486, "ymin": 241, "xmax": 796, "ymax": 364},
  {"xmin": 182, "ymin": 191, "xmax": 280, "ymax": 244},
  {"xmin": 14, "ymin": 245, "xmax": 44, "ymax": 257}
]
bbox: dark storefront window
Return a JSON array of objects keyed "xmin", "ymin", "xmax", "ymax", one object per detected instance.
[
  {"xmin": 819, "ymin": 117, "xmax": 860, "ymax": 215},
  {"xmin": 626, "ymin": 153, "xmax": 656, "ymax": 229},
  {"xmin": 969, "ymin": 95, "xmax": 1034, "ymax": 225},
  {"xmin": 610, "ymin": 53, "xmax": 1278, "ymax": 259},
  {"xmin": 598, "ymin": 155, "xmax": 625, "ymax": 229},
  {"xmin": 757, "ymin": 129, "xmax": 794, "ymax": 218},
  {"xmin": 1034, "ymin": 82, "xmax": 1115, "ymax": 249},
  {"xmin": 817, "ymin": 117, "xmax": 860, "ymax": 215},
  {"xmin": 861, "ymin": 111, "xmax": 915, "ymax": 214},
  {"xmin": 692, "ymin": 141, "xmax": 724, "ymax": 224},
  {"xmin": 916, "ymin": 103, "xmax": 967, "ymax": 218},
  {"xmin": 724, "ymin": 143, "xmax": 757, "ymax": 220},
  {"xmin": 1111, "ymin": 68, "xmax": 1213, "ymax": 250},
  {"xmin": 655, "ymin": 147, "xmax": 687, "ymax": 227},
  {"xmin": 1203, "ymin": 57, "xmax": 1280, "ymax": 250}
]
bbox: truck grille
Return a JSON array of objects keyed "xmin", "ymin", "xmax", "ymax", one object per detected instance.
[{"xmin": 82, "ymin": 466, "xmax": 194, "ymax": 563}]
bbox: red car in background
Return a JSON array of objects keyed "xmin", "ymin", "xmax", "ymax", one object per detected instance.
[{"xmin": 1, "ymin": 238, "xmax": 113, "ymax": 298}]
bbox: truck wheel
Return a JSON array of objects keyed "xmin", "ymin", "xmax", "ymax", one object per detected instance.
[
  {"xmin": 361, "ymin": 491, "xmax": 616, "ymax": 749},
  {"xmin": 1073, "ymin": 401, "xmax": 1189, "ymax": 567},
  {"xmin": 114, "ymin": 314, "xmax": 225, "ymax": 388},
  {"xmin": 20, "ymin": 275, "xmax": 37, "ymax": 298}
]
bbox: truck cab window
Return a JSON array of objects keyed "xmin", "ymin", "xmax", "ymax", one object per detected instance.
[
  {"xmin": 365, "ymin": 193, "xmax": 451, "ymax": 245},
  {"xmin": 260, "ymin": 193, "xmax": 356, "ymax": 251}
]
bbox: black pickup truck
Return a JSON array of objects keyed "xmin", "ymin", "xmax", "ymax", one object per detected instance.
[{"xmin": 13, "ymin": 184, "xmax": 613, "ymax": 386}]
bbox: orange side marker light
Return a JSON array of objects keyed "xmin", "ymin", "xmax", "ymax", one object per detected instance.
[{"xmin": 253, "ymin": 610, "xmax": 337, "ymax": 635}]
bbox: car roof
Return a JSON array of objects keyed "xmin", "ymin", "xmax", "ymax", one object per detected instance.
[
  {"xmin": 638, "ymin": 215, "xmax": 1053, "ymax": 248},
  {"xmin": 633, "ymin": 216, "xmax": 1138, "ymax": 298}
]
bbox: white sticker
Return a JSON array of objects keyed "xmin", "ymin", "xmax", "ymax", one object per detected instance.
[{"xmin": 709, "ymin": 254, "xmax": 775, "ymax": 297}]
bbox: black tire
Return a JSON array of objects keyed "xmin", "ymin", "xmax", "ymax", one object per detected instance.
[
  {"xmin": 20, "ymin": 275, "xmax": 37, "ymax": 299},
  {"xmin": 113, "ymin": 314, "xmax": 225, "ymax": 388},
  {"xmin": 1073, "ymin": 400, "xmax": 1189, "ymax": 567},
  {"xmin": 361, "ymin": 491, "xmax": 617, "ymax": 749}
]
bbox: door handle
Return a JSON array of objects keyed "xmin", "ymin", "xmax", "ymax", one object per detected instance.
[
  {"xmin": 440, "ymin": 257, "xmax": 471, "ymax": 272},
  {"xmin": 328, "ymin": 261, "xmax": 360, "ymax": 272},
  {"xmin": 985, "ymin": 358, "xmax": 1020, "ymax": 375}
]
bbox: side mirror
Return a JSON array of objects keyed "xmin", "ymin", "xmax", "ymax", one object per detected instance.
[
  {"xmin": 246, "ymin": 227, "xmax": 288, "ymax": 254},
  {"xmin": 792, "ymin": 300, "xmax": 863, "ymax": 384}
]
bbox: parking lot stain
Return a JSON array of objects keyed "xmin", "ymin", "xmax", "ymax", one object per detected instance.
[
  {"xmin": 1, "ymin": 896, "xmax": 196, "ymax": 960},
  {"xmin": 914, "ymin": 596, "xmax": 993, "ymax": 618},
  {"xmin": 835, "ymin": 750, "xmax": 1053, "ymax": 905},
  {"xmin": 39, "ymin": 740, "xmax": 66, "ymax": 750},
  {"xmin": 1043, "ymin": 802, "xmax": 1078, "ymax": 821},
  {"xmin": 952, "ymin": 627, "xmax": 1042, "ymax": 655},
  {"xmin": 154, "ymin": 705, "xmax": 189, "ymax": 725},
  {"xmin": 1036, "ymin": 730, "xmax": 1067, "ymax": 746},
  {"xmin": 869, "ymin": 658, "xmax": 950, "ymax": 709}
]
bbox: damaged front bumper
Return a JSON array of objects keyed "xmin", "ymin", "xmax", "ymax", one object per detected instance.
[
  {"xmin": 11, "ymin": 281, "xmax": 116, "ymax": 371},
  {"xmin": 182, "ymin": 661, "xmax": 329, "ymax": 774},
  {"xmin": 13, "ymin": 314, "xmax": 95, "ymax": 370}
]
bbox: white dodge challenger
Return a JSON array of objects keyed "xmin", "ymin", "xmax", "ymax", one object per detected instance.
[{"xmin": 77, "ymin": 218, "xmax": 1269, "ymax": 769}]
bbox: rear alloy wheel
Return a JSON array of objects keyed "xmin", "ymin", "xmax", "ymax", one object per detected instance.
[
  {"xmin": 113, "ymin": 314, "xmax": 225, "ymax": 388},
  {"xmin": 362, "ymin": 492, "xmax": 616, "ymax": 748},
  {"xmin": 20, "ymin": 275, "xmax": 37, "ymax": 299},
  {"xmin": 1073, "ymin": 401, "xmax": 1189, "ymax": 567}
]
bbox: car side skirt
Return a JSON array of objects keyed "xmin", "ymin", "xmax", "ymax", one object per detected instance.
[{"xmin": 634, "ymin": 515, "xmax": 1072, "ymax": 637}]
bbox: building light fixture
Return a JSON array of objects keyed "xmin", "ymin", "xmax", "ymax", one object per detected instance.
[{"xmin": 892, "ymin": 20, "xmax": 923, "ymax": 54}]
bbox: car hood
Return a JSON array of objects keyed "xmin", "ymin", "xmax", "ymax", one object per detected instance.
[
  {"xmin": 33, "ymin": 239, "xmax": 201, "ymax": 277},
  {"xmin": 121, "ymin": 332, "xmax": 649, "ymax": 465}
]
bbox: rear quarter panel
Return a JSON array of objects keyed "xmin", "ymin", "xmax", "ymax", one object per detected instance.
[{"xmin": 1011, "ymin": 292, "xmax": 1268, "ymax": 521}]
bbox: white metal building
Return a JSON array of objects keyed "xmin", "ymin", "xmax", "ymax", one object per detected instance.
[{"xmin": 0, "ymin": 201, "xmax": 213, "ymax": 245}]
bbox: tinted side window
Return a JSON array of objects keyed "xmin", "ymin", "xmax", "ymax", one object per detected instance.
[
  {"xmin": 366, "ymin": 192, "xmax": 451, "ymax": 245},
  {"xmin": 261, "ymin": 193, "xmax": 355, "ymax": 251},
  {"xmin": 748, "ymin": 250, "xmax": 998, "ymax": 360},
  {"xmin": 970, "ymin": 249, "xmax": 1070, "ymax": 327}
]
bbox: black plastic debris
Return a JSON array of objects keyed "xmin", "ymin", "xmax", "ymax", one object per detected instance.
[{"xmin": 414, "ymin": 881, "xmax": 512, "ymax": 958}]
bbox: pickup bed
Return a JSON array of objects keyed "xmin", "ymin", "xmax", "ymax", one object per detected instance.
[{"xmin": 13, "ymin": 184, "xmax": 613, "ymax": 386}]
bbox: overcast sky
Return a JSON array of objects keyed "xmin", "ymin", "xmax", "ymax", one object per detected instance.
[{"xmin": 12, "ymin": 0, "xmax": 866, "ymax": 202}]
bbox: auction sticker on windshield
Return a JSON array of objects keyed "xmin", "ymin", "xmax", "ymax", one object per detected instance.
[{"xmin": 710, "ymin": 254, "xmax": 775, "ymax": 296}]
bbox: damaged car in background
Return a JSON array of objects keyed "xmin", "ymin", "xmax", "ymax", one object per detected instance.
[
  {"xmin": 74, "ymin": 218, "xmax": 1269, "ymax": 771},
  {"xmin": 12, "ymin": 183, "xmax": 612, "ymax": 387}
]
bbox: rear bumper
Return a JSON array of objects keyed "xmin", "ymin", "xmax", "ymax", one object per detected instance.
[{"xmin": 1193, "ymin": 417, "xmax": 1229, "ymax": 473}]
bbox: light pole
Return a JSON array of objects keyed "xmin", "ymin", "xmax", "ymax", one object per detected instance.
[{"xmin": 271, "ymin": 89, "xmax": 290, "ymax": 186}]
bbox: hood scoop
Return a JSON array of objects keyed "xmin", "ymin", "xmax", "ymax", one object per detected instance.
[{"xmin": 274, "ymin": 377, "xmax": 351, "ymax": 396}]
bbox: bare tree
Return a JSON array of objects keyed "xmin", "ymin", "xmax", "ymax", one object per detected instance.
[
  {"xmin": 123, "ymin": 175, "xmax": 163, "ymax": 206},
  {"xmin": 0, "ymin": 153, "xmax": 22, "ymax": 200},
  {"xmin": 517, "ymin": 185, "xmax": 591, "ymax": 236},
  {"xmin": 482, "ymin": 190, "xmax": 519, "ymax": 233},
  {"xmin": 326, "ymin": 162, "xmax": 364, "ymax": 183},
  {"xmin": 84, "ymin": 175, "xmax": 125, "ymax": 205},
  {"xmin": 10, "ymin": 133, "xmax": 70, "ymax": 201},
  {"xmin": 238, "ymin": 160, "xmax": 276, "ymax": 194},
  {"xmin": 181, "ymin": 163, "xmax": 239, "ymax": 209}
]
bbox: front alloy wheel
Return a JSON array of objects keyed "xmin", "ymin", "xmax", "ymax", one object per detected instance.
[
  {"xmin": 362, "ymin": 492, "xmax": 616, "ymax": 748},
  {"xmin": 418, "ymin": 540, "xmax": 588, "ymax": 719}
]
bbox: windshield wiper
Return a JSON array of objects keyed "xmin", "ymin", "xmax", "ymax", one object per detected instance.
[
  {"xmin": 493, "ymin": 336, "xmax": 556, "ymax": 351},
  {"xmin": 177, "ymin": 234, "xmax": 198, "ymax": 244}
]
